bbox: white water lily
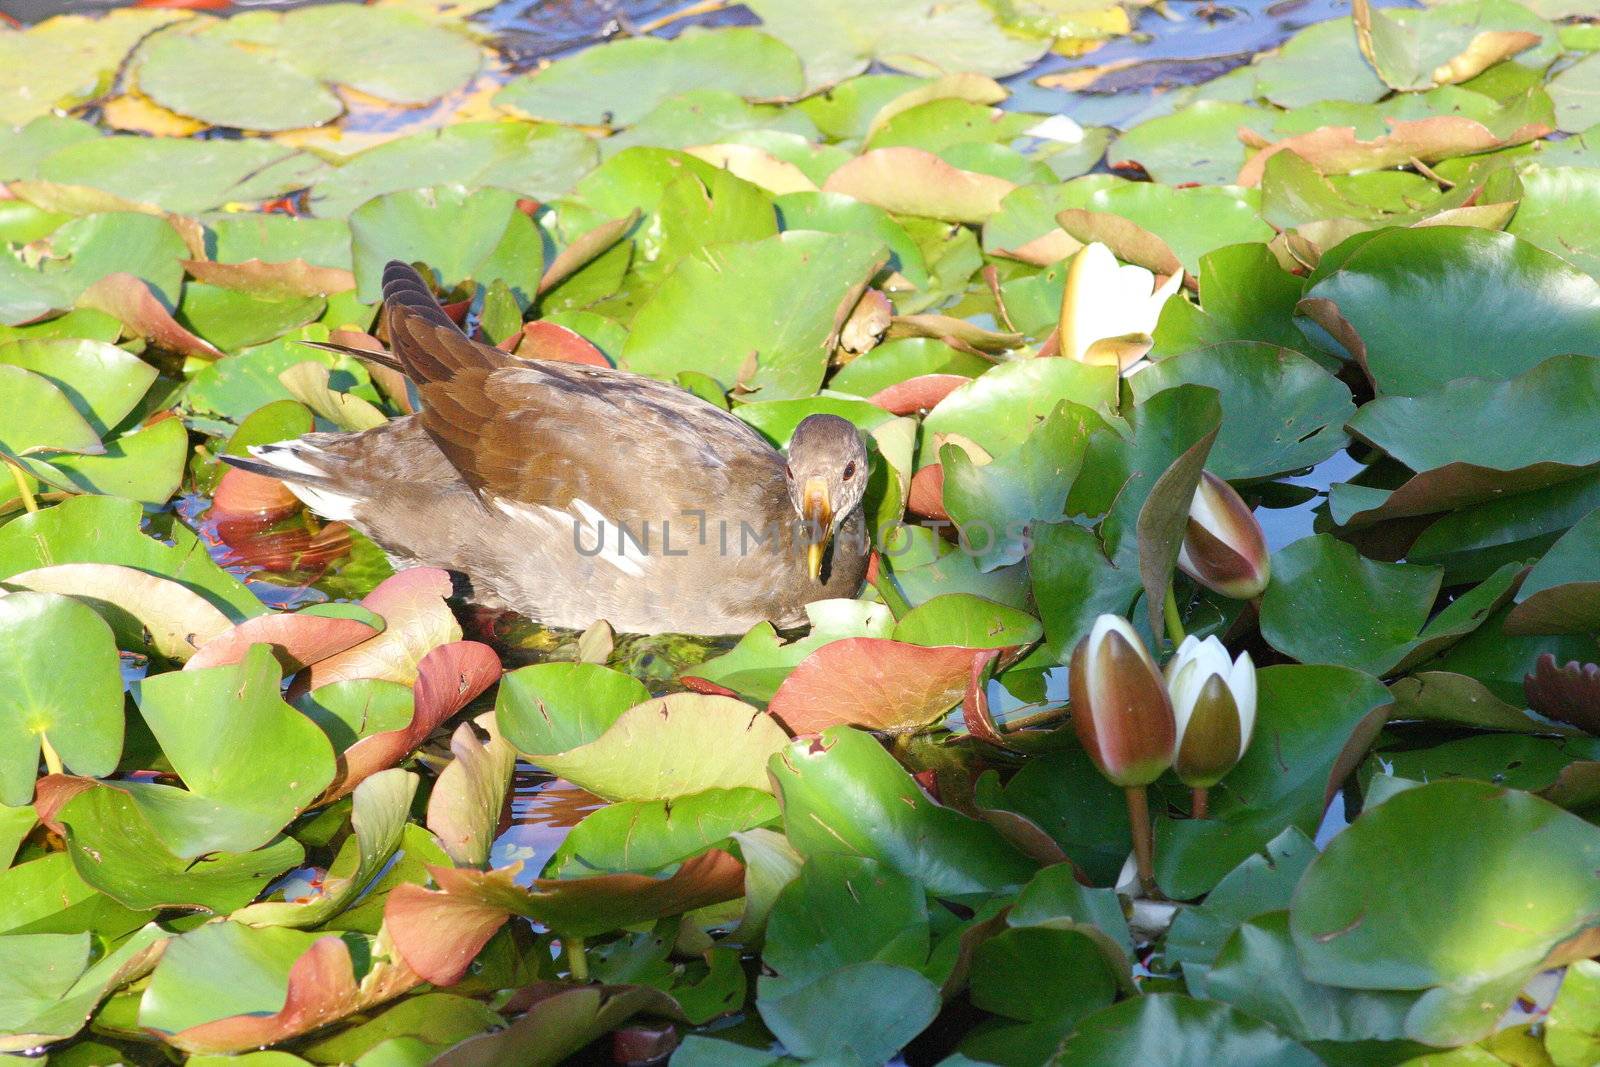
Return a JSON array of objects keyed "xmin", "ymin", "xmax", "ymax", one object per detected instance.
[
  {"xmin": 1166, "ymin": 635, "xmax": 1257, "ymax": 790},
  {"xmin": 1058, "ymin": 241, "xmax": 1184, "ymax": 371}
]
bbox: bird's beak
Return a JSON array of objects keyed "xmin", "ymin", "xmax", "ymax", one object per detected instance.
[{"xmin": 802, "ymin": 477, "xmax": 833, "ymax": 582}]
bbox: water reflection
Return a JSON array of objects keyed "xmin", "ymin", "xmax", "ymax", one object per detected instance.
[{"xmin": 492, "ymin": 768, "xmax": 606, "ymax": 882}]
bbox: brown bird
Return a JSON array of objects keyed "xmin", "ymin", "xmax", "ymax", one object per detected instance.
[{"xmin": 224, "ymin": 261, "xmax": 871, "ymax": 635}]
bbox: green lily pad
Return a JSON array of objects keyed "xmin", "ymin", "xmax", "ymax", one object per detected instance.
[
  {"xmin": 1355, "ymin": 0, "xmax": 1554, "ymax": 93},
  {"xmin": 37, "ymin": 137, "xmax": 324, "ymax": 215},
  {"xmin": 519, "ymin": 693, "xmax": 790, "ymax": 803},
  {"xmin": 124, "ymin": 644, "xmax": 335, "ymax": 857},
  {"xmin": 1154, "ymin": 665, "xmax": 1391, "ymax": 898},
  {"xmin": 307, "ymin": 121, "xmax": 598, "ymax": 220},
  {"xmin": 1072, "ymin": 180, "xmax": 1275, "ymax": 275},
  {"xmin": 0, "ymin": 495, "xmax": 264, "ymax": 621},
  {"xmin": 770, "ymin": 725, "xmax": 1037, "ymax": 895},
  {"xmin": 57, "ymin": 784, "xmax": 304, "ymax": 913},
  {"xmin": 922, "ymin": 358, "xmax": 1118, "ymax": 461},
  {"xmin": 0, "ymin": 592, "xmax": 122, "ymax": 807},
  {"xmin": 1549, "ymin": 53, "xmax": 1600, "ymax": 133},
  {"xmin": 0, "ymin": 926, "xmax": 166, "ymax": 1052},
  {"xmin": 622, "ymin": 231, "xmax": 885, "ymax": 400},
  {"xmin": 1166, "ymin": 827, "xmax": 1317, "ymax": 983},
  {"xmin": 1053, "ymin": 993, "xmax": 1322, "ymax": 1066},
  {"xmin": 1341, "ymin": 355, "xmax": 1600, "ymax": 525},
  {"xmin": 349, "ymin": 185, "xmax": 542, "ymax": 303},
  {"xmin": 1130, "ymin": 342, "xmax": 1353, "ymax": 482},
  {"xmin": 1109, "ymin": 103, "xmax": 1281, "ymax": 186},
  {"xmin": 1150, "ymin": 242, "xmax": 1315, "ymax": 361},
  {"xmin": 891, "ymin": 594, "xmax": 1041, "ymax": 650},
  {"xmin": 0, "ymin": 364, "xmax": 102, "ymax": 458},
  {"xmin": 742, "ymin": 0, "xmax": 1048, "ymax": 88},
  {"xmin": 135, "ymin": 31, "xmax": 342, "ymax": 133},
  {"xmin": 1254, "ymin": 19, "xmax": 1389, "ymax": 109},
  {"xmin": 757, "ymin": 854, "xmax": 941, "ymax": 1062},
  {"xmin": 0, "ymin": 10, "xmax": 186, "ymax": 126},
  {"xmin": 1260, "ymin": 535, "xmax": 1521, "ymax": 675},
  {"xmin": 547, "ymin": 788, "xmax": 779, "ymax": 877},
  {"xmin": 494, "ymin": 662, "xmax": 651, "ymax": 756},
  {"xmin": 1301, "ymin": 227, "xmax": 1600, "ymax": 396},
  {"xmin": 1208, "ymin": 911, "xmax": 1417, "ymax": 1043},
  {"xmin": 683, "ymin": 601, "xmax": 894, "ymax": 703},
  {"xmin": 211, "ymin": 4, "xmax": 481, "ymax": 105},
  {"xmin": 940, "ymin": 400, "xmax": 1096, "ymax": 570},
  {"xmin": 1291, "ymin": 779, "xmax": 1600, "ymax": 1045},
  {"xmin": 0, "ymin": 338, "xmax": 156, "ymax": 437},
  {"xmin": 495, "ymin": 28, "xmax": 802, "ymax": 128},
  {"xmin": 1506, "ymin": 165, "xmax": 1600, "ymax": 277}
]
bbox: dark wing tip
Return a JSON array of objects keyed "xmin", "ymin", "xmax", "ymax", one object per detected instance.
[{"xmin": 381, "ymin": 261, "xmax": 459, "ymax": 334}]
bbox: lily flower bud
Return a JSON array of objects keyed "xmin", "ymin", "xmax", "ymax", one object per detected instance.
[
  {"xmin": 1178, "ymin": 471, "xmax": 1270, "ymax": 600},
  {"xmin": 1069, "ymin": 614, "xmax": 1176, "ymax": 787},
  {"xmin": 1166, "ymin": 636, "xmax": 1256, "ymax": 788}
]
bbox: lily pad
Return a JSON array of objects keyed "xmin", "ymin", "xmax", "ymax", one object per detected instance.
[
  {"xmin": 622, "ymin": 231, "xmax": 885, "ymax": 400},
  {"xmin": 1506, "ymin": 506, "xmax": 1600, "ymax": 634},
  {"xmin": 0, "ymin": 592, "xmax": 122, "ymax": 807},
  {"xmin": 521, "ymin": 693, "xmax": 790, "ymax": 802},
  {"xmin": 1053, "ymin": 993, "xmax": 1321, "ymax": 1066},
  {"xmin": 349, "ymin": 186, "xmax": 542, "ymax": 303},
  {"xmin": 770, "ymin": 725, "xmax": 1038, "ymax": 895},
  {"xmin": 1291, "ymin": 779, "xmax": 1600, "ymax": 1045},
  {"xmin": 1300, "ymin": 227, "xmax": 1600, "ymax": 396},
  {"xmin": 494, "ymin": 28, "xmax": 802, "ymax": 128},
  {"xmin": 1130, "ymin": 342, "xmax": 1353, "ymax": 482}
]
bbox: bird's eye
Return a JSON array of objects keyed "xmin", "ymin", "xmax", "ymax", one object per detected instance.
[
  {"xmin": 842, "ymin": 461, "xmax": 857, "ymax": 480},
  {"xmin": 784, "ymin": 463, "xmax": 793, "ymax": 480}
]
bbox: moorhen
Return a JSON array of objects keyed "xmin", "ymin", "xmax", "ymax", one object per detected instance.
[{"xmin": 224, "ymin": 262, "xmax": 872, "ymax": 635}]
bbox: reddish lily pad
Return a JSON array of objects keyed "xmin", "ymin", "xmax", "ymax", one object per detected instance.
[
  {"xmin": 303, "ymin": 568, "xmax": 462, "ymax": 689},
  {"xmin": 385, "ymin": 851, "xmax": 747, "ymax": 983},
  {"xmin": 768, "ymin": 638, "xmax": 999, "ymax": 735},
  {"xmin": 319, "ymin": 640, "xmax": 501, "ymax": 802},
  {"xmin": 185, "ymin": 610, "xmax": 380, "ymax": 672},
  {"xmin": 76, "ymin": 272, "xmax": 220, "ymax": 360}
]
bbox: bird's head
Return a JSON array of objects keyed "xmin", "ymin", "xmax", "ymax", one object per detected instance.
[{"xmin": 784, "ymin": 414, "xmax": 869, "ymax": 582}]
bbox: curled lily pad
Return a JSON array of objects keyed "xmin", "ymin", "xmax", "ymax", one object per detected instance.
[
  {"xmin": 140, "ymin": 922, "xmax": 421, "ymax": 1054},
  {"xmin": 185, "ymin": 609, "xmax": 381, "ymax": 673},
  {"xmin": 822, "ymin": 148, "xmax": 1016, "ymax": 224},
  {"xmin": 318, "ymin": 640, "xmax": 501, "ymax": 802},
  {"xmin": 4, "ymin": 562, "xmax": 231, "ymax": 661},
  {"xmin": 304, "ymin": 568, "xmax": 462, "ymax": 689},
  {"xmin": 547, "ymin": 787, "xmax": 779, "ymax": 877},
  {"xmin": 1506, "ymin": 506, "xmax": 1600, "ymax": 635},
  {"xmin": 427, "ymin": 718, "xmax": 516, "ymax": 869},
  {"xmin": 385, "ymin": 851, "xmax": 746, "ymax": 983}
]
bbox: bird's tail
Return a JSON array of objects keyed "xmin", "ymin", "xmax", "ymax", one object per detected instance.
[{"xmin": 220, "ymin": 439, "xmax": 360, "ymax": 523}]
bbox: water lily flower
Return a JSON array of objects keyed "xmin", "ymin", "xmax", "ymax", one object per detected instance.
[
  {"xmin": 1058, "ymin": 241, "xmax": 1184, "ymax": 371},
  {"xmin": 1166, "ymin": 636, "xmax": 1257, "ymax": 812},
  {"xmin": 1069, "ymin": 614, "xmax": 1176, "ymax": 788},
  {"xmin": 1178, "ymin": 471, "xmax": 1270, "ymax": 601},
  {"xmin": 1070, "ymin": 613, "xmax": 1175, "ymax": 896}
]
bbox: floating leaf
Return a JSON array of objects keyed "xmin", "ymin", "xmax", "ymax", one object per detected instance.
[
  {"xmin": 4, "ymin": 562, "xmax": 231, "ymax": 661},
  {"xmin": 822, "ymin": 147, "xmax": 1015, "ymax": 224},
  {"xmin": 494, "ymin": 28, "xmax": 803, "ymax": 127},
  {"xmin": 521, "ymin": 693, "xmax": 790, "ymax": 803},
  {"xmin": 767, "ymin": 638, "xmax": 995, "ymax": 735},
  {"xmin": 428, "ymin": 719, "xmax": 516, "ymax": 869},
  {"xmin": 1291, "ymin": 780, "xmax": 1600, "ymax": 1045},
  {"xmin": 0, "ymin": 592, "xmax": 122, "ymax": 808},
  {"xmin": 1506, "ymin": 506, "xmax": 1600, "ymax": 635},
  {"xmin": 771, "ymin": 726, "xmax": 1037, "ymax": 895}
]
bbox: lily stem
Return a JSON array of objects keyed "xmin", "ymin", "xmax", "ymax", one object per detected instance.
[
  {"xmin": 3, "ymin": 457, "xmax": 37, "ymax": 515},
  {"xmin": 1125, "ymin": 785, "xmax": 1156, "ymax": 896},
  {"xmin": 1191, "ymin": 786, "xmax": 1209, "ymax": 820},
  {"xmin": 39, "ymin": 733, "xmax": 63, "ymax": 777},
  {"xmin": 1163, "ymin": 585, "xmax": 1186, "ymax": 647},
  {"xmin": 564, "ymin": 935, "xmax": 590, "ymax": 982}
]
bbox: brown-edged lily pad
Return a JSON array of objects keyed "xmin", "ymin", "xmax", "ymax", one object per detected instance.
[
  {"xmin": 385, "ymin": 851, "xmax": 746, "ymax": 984},
  {"xmin": 767, "ymin": 638, "xmax": 1003, "ymax": 735}
]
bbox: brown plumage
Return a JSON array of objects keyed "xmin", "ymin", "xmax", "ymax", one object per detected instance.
[{"xmin": 224, "ymin": 261, "xmax": 871, "ymax": 635}]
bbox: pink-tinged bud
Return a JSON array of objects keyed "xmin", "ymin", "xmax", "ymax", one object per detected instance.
[
  {"xmin": 1069, "ymin": 615, "xmax": 1175, "ymax": 787},
  {"xmin": 1178, "ymin": 471, "xmax": 1270, "ymax": 600},
  {"xmin": 1166, "ymin": 636, "xmax": 1256, "ymax": 788}
]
